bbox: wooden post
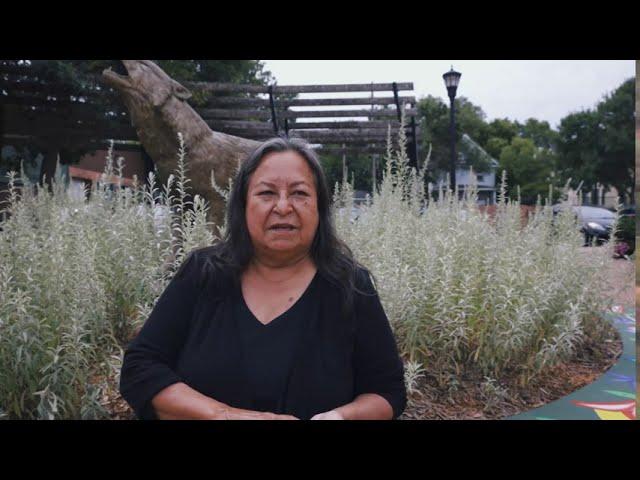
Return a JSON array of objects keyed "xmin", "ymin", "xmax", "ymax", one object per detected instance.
[
  {"xmin": 268, "ymin": 84, "xmax": 279, "ymax": 135},
  {"xmin": 370, "ymin": 84, "xmax": 377, "ymax": 194},
  {"xmin": 371, "ymin": 154, "xmax": 377, "ymax": 193},
  {"xmin": 39, "ymin": 146, "xmax": 59, "ymax": 190},
  {"xmin": 141, "ymin": 145, "xmax": 156, "ymax": 181},
  {"xmin": 392, "ymin": 82, "xmax": 402, "ymax": 121},
  {"xmin": 342, "ymin": 144, "xmax": 347, "ymax": 182},
  {"xmin": 410, "ymin": 116, "xmax": 418, "ymax": 170}
]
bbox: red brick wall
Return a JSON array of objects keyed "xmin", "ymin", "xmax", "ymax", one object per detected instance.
[
  {"xmin": 477, "ymin": 204, "xmax": 538, "ymax": 227},
  {"xmin": 77, "ymin": 149, "xmax": 145, "ymax": 181}
]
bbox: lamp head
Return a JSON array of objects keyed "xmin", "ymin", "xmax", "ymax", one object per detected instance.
[{"xmin": 443, "ymin": 66, "xmax": 461, "ymax": 99}]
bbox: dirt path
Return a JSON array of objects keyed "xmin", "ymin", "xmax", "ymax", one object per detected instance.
[{"xmin": 578, "ymin": 246, "xmax": 635, "ymax": 308}]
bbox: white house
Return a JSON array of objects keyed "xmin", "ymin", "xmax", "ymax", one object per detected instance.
[{"xmin": 435, "ymin": 134, "xmax": 500, "ymax": 205}]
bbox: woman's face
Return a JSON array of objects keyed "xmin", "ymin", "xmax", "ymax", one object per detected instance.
[{"xmin": 245, "ymin": 150, "xmax": 319, "ymax": 261}]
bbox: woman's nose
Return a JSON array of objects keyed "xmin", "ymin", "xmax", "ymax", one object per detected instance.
[{"xmin": 274, "ymin": 193, "xmax": 293, "ymax": 214}]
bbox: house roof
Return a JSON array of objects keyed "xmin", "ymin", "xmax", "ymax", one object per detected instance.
[{"xmin": 459, "ymin": 134, "xmax": 499, "ymax": 169}]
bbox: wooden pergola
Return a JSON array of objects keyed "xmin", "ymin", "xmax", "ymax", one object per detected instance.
[{"xmin": 183, "ymin": 80, "xmax": 421, "ymax": 162}]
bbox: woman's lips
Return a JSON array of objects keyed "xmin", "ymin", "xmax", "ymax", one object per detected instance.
[{"xmin": 268, "ymin": 224, "xmax": 297, "ymax": 230}]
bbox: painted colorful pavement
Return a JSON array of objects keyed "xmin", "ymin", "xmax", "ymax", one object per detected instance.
[{"xmin": 508, "ymin": 305, "xmax": 636, "ymax": 420}]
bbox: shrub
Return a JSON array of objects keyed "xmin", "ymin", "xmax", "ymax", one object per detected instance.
[
  {"xmin": 0, "ymin": 137, "xmax": 214, "ymax": 419},
  {"xmin": 614, "ymin": 215, "xmax": 635, "ymax": 255},
  {"xmin": 333, "ymin": 118, "xmax": 617, "ymax": 386},
  {"xmin": 0, "ymin": 126, "xmax": 618, "ymax": 417}
]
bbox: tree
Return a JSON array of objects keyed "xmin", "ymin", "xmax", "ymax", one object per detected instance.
[
  {"xmin": 498, "ymin": 137, "xmax": 558, "ymax": 204},
  {"xmin": 19, "ymin": 59, "xmax": 273, "ymax": 112},
  {"xmin": 484, "ymin": 137, "xmax": 509, "ymax": 160},
  {"xmin": 556, "ymin": 77, "xmax": 634, "ymax": 203},
  {"xmin": 320, "ymin": 152, "xmax": 375, "ymax": 195},
  {"xmin": 595, "ymin": 78, "xmax": 635, "ymax": 201},
  {"xmin": 518, "ymin": 118, "xmax": 559, "ymax": 150},
  {"xmin": 155, "ymin": 60, "xmax": 272, "ymax": 84},
  {"xmin": 153, "ymin": 60, "xmax": 274, "ymax": 106},
  {"xmin": 556, "ymin": 110, "xmax": 601, "ymax": 194},
  {"xmin": 483, "ymin": 118, "xmax": 520, "ymax": 159},
  {"xmin": 23, "ymin": 60, "xmax": 272, "ymax": 88},
  {"xmin": 1, "ymin": 60, "xmax": 274, "ymax": 187},
  {"xmin": 456, "ymin": 97, "xmax": 489, "ymax": 145},
  {"xmin": 417, "ymin": 95, "xmax": 490, "ymax": 178}
]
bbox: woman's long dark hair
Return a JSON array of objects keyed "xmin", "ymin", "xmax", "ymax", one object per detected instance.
[{"xmin": 193, "ymin": 136, "xmax": 366, "ymax": 316}]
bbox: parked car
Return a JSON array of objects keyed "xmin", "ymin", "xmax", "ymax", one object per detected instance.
[
  {"xmin": 618, "ymin": 205, "xmax": 635, "ymax": 218},
  {"xmin": 552, "ymin": 205, "xmax": 616, "ymax": 246}
]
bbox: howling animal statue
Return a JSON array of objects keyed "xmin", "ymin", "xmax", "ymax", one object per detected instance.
[{"xmin": 102, "ymin": 60, "xmax": 262, "ymax": 225}]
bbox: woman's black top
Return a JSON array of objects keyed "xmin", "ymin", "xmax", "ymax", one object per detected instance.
[
  {"xmin": 120, "ymin": 250, "xmax": 407, "ymax": 420},
  {"xmin": 232, "ymin": 272, "xmax": 315, "ymax": 414}
]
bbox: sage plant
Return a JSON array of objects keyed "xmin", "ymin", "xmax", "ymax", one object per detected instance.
[
  {"xmin": 334, "ymin": 121, "xmax": 617, "ymax": 386},
  {"xmin": 0, "ymin": 137, "xmax": 214, "ymax": 419}
]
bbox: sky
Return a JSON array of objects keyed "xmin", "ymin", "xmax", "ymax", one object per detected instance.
[{"xmin": 262, "ymin": 60, "xmax": 635, "ymax": 129}]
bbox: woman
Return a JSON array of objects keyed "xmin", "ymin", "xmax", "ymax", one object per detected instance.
[{"xmin": 119, "ymin": 137, "xmax": 406, "ymax": 420}]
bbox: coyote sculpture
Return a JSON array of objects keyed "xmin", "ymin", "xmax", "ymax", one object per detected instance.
[{"xmin": 103, "ymin": 60, "xmax": 262, "ymax": 225}]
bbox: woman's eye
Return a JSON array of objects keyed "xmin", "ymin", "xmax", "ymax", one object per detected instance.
[
  {"xmin": 293, "ymin": 190, "xmax": 308, "ymax": 196},
  {"xmin": 258, "ymin": 191, "xmax": 274, "ymax": 196}
]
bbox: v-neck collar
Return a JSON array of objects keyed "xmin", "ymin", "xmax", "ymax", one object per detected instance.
[{"xmin": 239, "ymin": 270, "xmax": 319, "ymax": 328}]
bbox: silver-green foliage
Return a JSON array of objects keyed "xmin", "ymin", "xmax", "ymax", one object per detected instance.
[
  {"xmin": 0, "ymin": 136, "xmax": 214, "ymax": 419},
  {"xmin": 0, "ymin": 125, "xmax": 619, "ymax": 418},
  {"xmin": 334, "ymin": 117, "xmax": 618, "ymax": 385}
]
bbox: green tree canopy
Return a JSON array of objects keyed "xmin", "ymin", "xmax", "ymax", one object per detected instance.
[
  {"xmin": 155, "ymin": 60, "xmax": 272, "ymax": 84},
  {"xmin": 417, "ymin": 95, "xmax": 490, "ymax": 177},
  {"xmin": 556, "ymin": 110, "xmax": 601, "ymax": 190},
  {"xmin": 556, "ymin": 77, "xmax": 634, "ymax": 202},
  {"xmin": 23, "ymin": 60, "xmax": 272, "ymax": 87},
  {"xmin": 22, "ymin": 59, "xmax": 273, "ymax": 108},
  {"xmin": 498, "ymin": 137, "xmax": 558, "ymax": 204},
  {"xmin": 517, "ymin": 118, "xmax": 559, "ymax": 150},
  {"xmin": 484, "ymin": 137, "xmax": 509, "ymax": 160},
  {"xmin": 595, "ymin": 78, "xmax": 635, "ymax": 199},
  {"xmin": 483, "ymin": 118, "xmax": 520, "ymax": 158},
  {"xmin": 1, "ymin": 60, "xmax": 274, "ymax": 173}
]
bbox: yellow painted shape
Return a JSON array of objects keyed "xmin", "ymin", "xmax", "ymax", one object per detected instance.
[{"xmin": 594, "ymin": 409, "xmax": 630, "ymax": 420}]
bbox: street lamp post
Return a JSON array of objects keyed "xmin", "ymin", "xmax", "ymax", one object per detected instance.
[{"xmin": 443, "ymin": 66, "xmax": 461, "ymax": 197}]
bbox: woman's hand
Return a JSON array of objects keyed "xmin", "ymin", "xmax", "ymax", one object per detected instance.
[
  {"xmin": 217, "ymin": 406, "xmax": 298, "ymax": 420},
  {"xmin": 152, "ymin": 383, "xmax": 299, "ymax": 420},
  {"xmin": 310, "ymin": 394, "xmax": 394, "ymax": 420},
  {"xmin": 310, "ymin": 410, "xmax": 344, "ymax": 420}
]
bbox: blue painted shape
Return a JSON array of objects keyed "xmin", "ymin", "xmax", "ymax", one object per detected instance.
[{"xmin": 508, "ymin": 308, "xmax": 636, "ymax": 420}]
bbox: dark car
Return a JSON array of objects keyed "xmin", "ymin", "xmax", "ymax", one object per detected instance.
[
  {"xmin": 620, "ymin": 205, "xmax": 638, "ymax": 225},
  {"xmin": 618, "ymin": 205, "xmax": 635, "ymax": 218},
  {"xmin": 552, "ymin": 205, "xmax": 616, "ymax": 245}
]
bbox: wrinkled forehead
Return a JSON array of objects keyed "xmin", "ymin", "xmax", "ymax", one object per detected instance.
[{"xmin": 249, "ymin": 151, "xmax": 317, "ymax": 189}]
